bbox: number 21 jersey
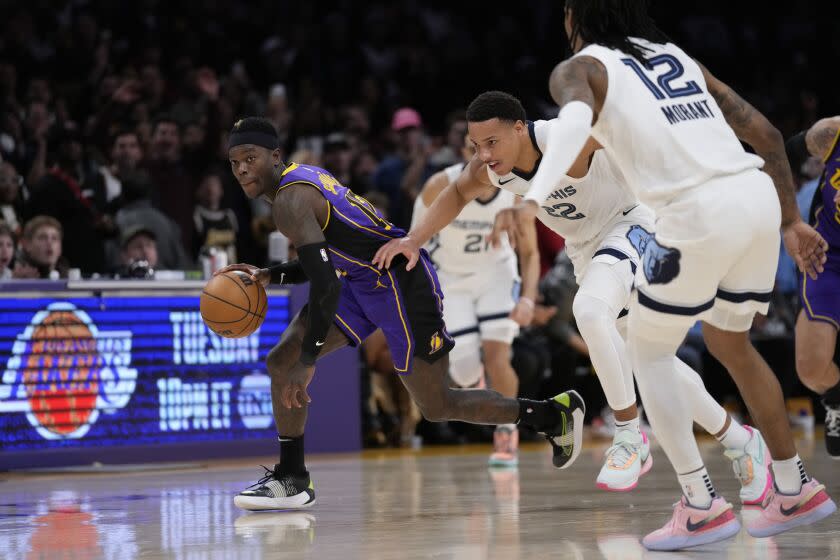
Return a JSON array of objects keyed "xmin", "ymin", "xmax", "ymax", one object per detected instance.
[{"xmin": 487, "ymin": 120, "xmax": 637, "ymax": 245}]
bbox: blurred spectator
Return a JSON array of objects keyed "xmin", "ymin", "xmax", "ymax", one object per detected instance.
[
  {"xmin": 26, "ymin": 123, "xmax": 113, "ymax": 274},
  {"xmin": 0, "ymin": 222, "xmax": 14, "ymax": 279},
  {"xmin": 118, "ymin": 225, "xmax": 159, "ymax": 278},
  {"xmin": 0, "ymin": 161, "xmax": 25, "ymax": 234},
  {"xmin": 193, "ymin": 172, "xmax": 238, "ymax": 263},
  {"xmin": 97, "ymin": 129, "xmax": 144, "ymax": 209},
  {"xmin": 142, "ymin": 115, "xmax": 196, "ymax": 250},
  {"xmin": 372, "ymin": 107, "xmax": 435, "ymax": 227},
  {"xmin": 321, "ymin": 132, "xmax": 353, "ymax": 185},
  {"xmin": 13, "ymin": 215, "xmax": 66, "ymax": 279},
  {"xmin": 430, "ymin": 110, "xmax": 467, "ymax": 169},
  {"xmin": 112, "ymin": 171, "xmax": 191, "ymax": 271}
]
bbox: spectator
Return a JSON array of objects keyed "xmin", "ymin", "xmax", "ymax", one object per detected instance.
[
  {"xmin": 13, "ymin": 215, "xmax": 66, "ymax": 279},
  {"xmin": 321, "ymin": 132, "xmax": 353, "ymax": 185},
  {"xmin": 98, "ymin": 129, "xmax": 144, "ymax": 209},
  {"xmin": 0, "ymin": 161, "xmax": 25, "ymax": 234},
  {"xmin": 142, "ymin": 115, "xmax": 196, "ymax": 250},
  {"xmin": 26, "ymin": 123, "xmax": 113, "ymax": 274},
  {"xmin": 113, "ymin": 171, "xmax": 191, "ymax": 271},
  {"xmin": 119, "ymin": 224, "xmax": 159, "ymax": 275},
  {"xmin": 0, "ymin": 222, "xmax": 14, "ymax": 279},
  {"xmin": 372, "ymin": 107, "xmax": 435, "ymax": 227},
  {"xmin": 430, "ymin": 109, "xmax": 467, "ymax": 169},
  {"xmin": 192, "ymin": 172, "xmax": 238, "ymax": 263}
]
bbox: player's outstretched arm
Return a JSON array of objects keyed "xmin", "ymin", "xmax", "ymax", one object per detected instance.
[
  {"xmin": 521, "ymin": 57, "xmax": 606, "ymax": 207},
  {"xmin": 699, "ymin": 62, "xmax": 827, "ymax": 278},
  {"xmin": 372, "ymin": 157, "xmax": 489, "ymax": 270},
  {"xmin": 273, "ymin": 186, "xmax": 342, "ymax": 379}
]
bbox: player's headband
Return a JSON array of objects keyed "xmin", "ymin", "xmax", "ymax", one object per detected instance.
[{"xmin": 227, "ymin": 131, "xmax": 279, "ymax": 151}]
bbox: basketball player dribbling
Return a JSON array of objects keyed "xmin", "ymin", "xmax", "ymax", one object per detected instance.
[
  {"xmin": 413, "ymin": 133, "xmax": 539, "ymax": 467},
  {"xmin": 376, "ymin": 90, "xmax": 775, "ymax": 501},
  {"xmin": 786, "ymin": 116, "xmax": 840, "ymax": 459},
  {"xmin": 217, "ymin": 117, "xmax": 585, "ymax": 511},
  {"xmin": 491, "ymin": 0, "xmax": 835, "ymax": 549}
]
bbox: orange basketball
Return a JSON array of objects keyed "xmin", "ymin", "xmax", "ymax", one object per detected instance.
[{"xmin": 200, "ymin": 271, "xmax": 268, "ymax": 338}]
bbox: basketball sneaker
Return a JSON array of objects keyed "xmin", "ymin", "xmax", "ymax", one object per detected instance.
[
  {"xmin": 824, "ymin": 401, "xmax": 840, "ymax": 459},
  {"xmin": 488, "ymin": 424, "xmax": 519, "ymax": 468},
  {"xmin": 596, "ymin": 430, "xmax": 652, "ymax": 492},
  {"xmin": 746, "ymin": 478, "xmax": 836, "ymax": 538},
  {"xmin": 234, "ymin": 465, "xmax": 316, "ymax": 511},
  {"xmin": 541, "ymin": 391, "xmax": 586, "ymax": 469},
  {"xmin": 641, "ymin": 496, "xmax": 741, "ymax": 551},
  {"xmin": 723, "ymin": 425, "xmax": 772, "ymax": 505}
]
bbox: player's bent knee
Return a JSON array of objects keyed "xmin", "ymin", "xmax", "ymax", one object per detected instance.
[
  {"xmin": 265, "ymin": 340, "xmax": 299, "ymax": 378},
  {"xmin": 572, "ymin": 293, "xmax": 612, "ymax": 336}
]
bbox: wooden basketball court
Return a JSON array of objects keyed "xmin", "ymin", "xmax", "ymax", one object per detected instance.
[{"xmin": 1, "ymin": 431, "xmax": 837, "ymax": 559}]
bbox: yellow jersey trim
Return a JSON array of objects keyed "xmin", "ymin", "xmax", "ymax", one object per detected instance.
[
  {"xmin": 334, "ymin": 313, "xmax": 363, "ymax": 344},
  {"xmin": 386, "ymin": 269, "xmax": 412, "ymax": 372}
]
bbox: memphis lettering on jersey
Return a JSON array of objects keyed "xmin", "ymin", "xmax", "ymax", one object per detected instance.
[
  {"xmin": 661, "ymin": 99, "xmax": 715, "ymax": 125},
  {"xmin": 547, "ymin": 185, "xmax": 577, "ymax": 200},
  {"xmin": 169, "ymin": 312, "xmax": 259, "ymax": 365}
]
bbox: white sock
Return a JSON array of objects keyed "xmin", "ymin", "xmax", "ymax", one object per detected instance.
[
  {"xmin": 615, "ymin": 416, "xmax": 640, "ymax": 434},
  {"xmin": 772, "ymin": 455, "xmax": 808, "ymax": 494},
  {"xmin": 715, "ymin": 417, "xmax": 751, "ymax": 451},
  {"xmin": 678, "ymin": 467, "xmax": 716, "ymax": 509}
]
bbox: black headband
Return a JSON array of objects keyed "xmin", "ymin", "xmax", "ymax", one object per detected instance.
[{"xmin": 228, "ymin": 131, "xmax": 279, "ymax": 151}]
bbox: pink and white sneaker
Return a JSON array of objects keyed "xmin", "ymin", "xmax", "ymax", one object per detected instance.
[
  {"xmin": 642, "ymin": 496, "xmax": 741, "ymax": 551},
  {"xmin": 723, "ymin": 425, "xmax": 773, "ymax": 506},
  {"xmin": 746, "ymin": 478, "xmax": 836, "ymax": 538}
]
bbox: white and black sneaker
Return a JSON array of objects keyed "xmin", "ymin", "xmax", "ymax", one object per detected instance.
[
  {"xmin": 824, "ymin": 401, "xmax": 840, "ymax": 459},
  {"xmin": 234, "ymin": 465, "xmax": 316, "ymax": 511}
]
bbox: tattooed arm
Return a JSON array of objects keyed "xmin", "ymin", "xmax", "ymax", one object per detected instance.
[
  {"xmin": 520, "ymin": 56, "xmax": 607, "ymax": 207},
  {"xmin": 805, "ymin": 117, "xmax": 840, "ymax": 160},
  {"xmin": 700, "ymin": 63, "xmax": 799, "ymax": 226},
  {"xmin": 273, "ymin": 185, "xmax": 341, "ymax": 367},
  {"xmin": 699, "ymin": 62, "xmax": 827, "ymax": 277}
]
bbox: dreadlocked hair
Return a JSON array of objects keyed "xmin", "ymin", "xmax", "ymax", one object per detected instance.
[{"xmin": 565, "ymin": 0, "xmax": 670, "ymax": 66}]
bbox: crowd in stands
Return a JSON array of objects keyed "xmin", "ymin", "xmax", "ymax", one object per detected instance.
[{"xmin": 1, "ymin": 0, "xmax": 836, "ymax": 443}]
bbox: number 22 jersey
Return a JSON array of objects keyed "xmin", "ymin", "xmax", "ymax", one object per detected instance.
[{"xmin": 487, "ymin": 120, "xmax": 638, "ymax": 245}]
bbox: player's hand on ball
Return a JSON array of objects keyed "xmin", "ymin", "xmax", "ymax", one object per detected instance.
[
  {"xmin": 372, "ymin": 236, "xmax": 421, "ymax": 270},
  {"xmin": 214, "ymin": 263, "xmax": 270, "ymax": 287},
  {"xmin": 282, "ymin": 362, "xmax": 314, "ymax": 408},
  {"xmin": 783, "ymin": 220, "xmax": 827, "ymax": 280}
]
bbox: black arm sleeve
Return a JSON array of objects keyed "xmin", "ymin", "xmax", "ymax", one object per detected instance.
[
  {"xmin": 268, "ymin": 260, "xmax": 308, "ymax": 285},
  {"xmin": 296, "ymin": 241, "xmax": 342, "ymax": 365}
]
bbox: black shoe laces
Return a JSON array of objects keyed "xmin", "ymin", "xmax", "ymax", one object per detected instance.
[{"xmin": 247, "ymin": 465, "xmax": 277, "ymax": 489}]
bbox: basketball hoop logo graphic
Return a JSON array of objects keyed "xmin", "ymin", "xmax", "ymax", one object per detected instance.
[{"xmin": 0, "ymin": 302, "xmax": 138, "ymax": 440}]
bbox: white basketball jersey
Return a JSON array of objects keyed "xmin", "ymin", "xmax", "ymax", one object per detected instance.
[
  {"xmin": 574, "ymin": 39, "xmax": 764, "ymax": 210},
  {"xmin": 417, "ymin": 162, "xmax": 517, "ymax": 275},
  {"xmin": 488, "ymin": 120, "xmax": 637, "ymax": 244}
]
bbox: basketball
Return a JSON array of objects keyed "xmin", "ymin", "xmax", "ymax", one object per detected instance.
[{"xmin": 200, "ymin": 271, "xmax": 268, "ymax": 338}]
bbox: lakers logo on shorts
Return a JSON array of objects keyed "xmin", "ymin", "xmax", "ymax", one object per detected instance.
[{"xmin": 429, "ymin": 331, "xmax": 444, "ymax": 355}]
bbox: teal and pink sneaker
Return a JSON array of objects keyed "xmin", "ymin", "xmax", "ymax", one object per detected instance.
[
  {"xmin": 642, "ymin": 496, "xmax": 740, "ymax": 551},
  {"xmin": 746, "ymin": 478, "xmax": 836, "ymax": 538},
  {"xmin": 723, "ymin": 425, "xmax": 773, "ymax": 506}
]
